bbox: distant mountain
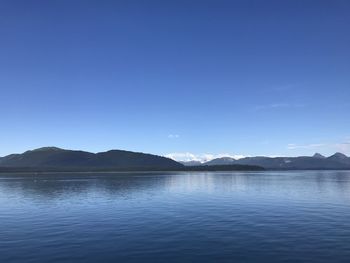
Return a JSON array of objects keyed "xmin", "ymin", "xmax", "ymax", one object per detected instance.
[
  {"xmin": 203, "ymin": 157, "xmax": 236, "ymax": 166},
  {"xmin": 236, "ymin": 156, "xmax": 346, "ymax": 170},
  {"xmin": 180, "ymin": 161, "xmax": 203, "ymax": 166},
  {"xmin": 327, "ymin": 152, "xmax": 350, "ymax": 164},
  {"xmin": 198, "ymin": 153, "xmax": 350, "ymax": 170},
  {"xmin": 0, "ymin": 147, "xmax": 183, "ymax": 171}
]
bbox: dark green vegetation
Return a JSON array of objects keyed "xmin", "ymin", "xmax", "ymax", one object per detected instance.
[{"xmin": 0, "ymin": 147, "xmax": 263, "ymax": 172}]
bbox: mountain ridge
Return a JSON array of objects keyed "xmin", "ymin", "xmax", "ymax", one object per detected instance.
[
  {"xmin": 181, "ymin": 153, "xmax": 350, "ymax": 170},
  {"xmin": 1, "ymin": 148, "xmax": 349, "ymax": 171}
]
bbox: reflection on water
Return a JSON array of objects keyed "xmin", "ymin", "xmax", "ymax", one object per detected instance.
[{"xmin": 1, "ymin": 171, "xmax": 350, "ymax": 262}]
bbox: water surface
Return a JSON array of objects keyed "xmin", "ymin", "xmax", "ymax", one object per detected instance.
[{"xmin": 1, "ymin": 171, "xmax": 350, "ymax": 262}]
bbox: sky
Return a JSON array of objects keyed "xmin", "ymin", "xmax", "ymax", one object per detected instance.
[{"xmin": 0, "ymin": 0, "xmax": 350, "ymax": 161}]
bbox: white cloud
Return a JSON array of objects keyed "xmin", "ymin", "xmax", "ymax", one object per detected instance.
[
  {"xmin": 335, "ymin": 142, "xmax": 350, "ymax": 154},
  {"xmin": 287, "ymin": 139, "xmax": 350, "ymax": 155},
  {"xmin": 165, "ymin": 152, "xmax": 246, "ymax": 162},
  {"xmin": 168, "ymin": 134, "xmax": 180, "ymax": 139},
  {"xmin": 287, "ymin": 143, "xmax": 325, "ymax": 150},
  {"xmin": 165, "ymin": 152, "xmax": 199, "ymax": 162}
]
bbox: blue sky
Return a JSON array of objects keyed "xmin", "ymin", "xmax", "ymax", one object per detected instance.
[{"xmin": 1, "ymin": 0, "xmax": 349, "ymax": 160}]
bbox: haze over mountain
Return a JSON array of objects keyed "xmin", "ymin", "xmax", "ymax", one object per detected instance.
[
  {"xmin": 204, "ymin": 157, "xmax": 236, "ymax": 166},
  {"xmin": 179, "ymin": 161, "xmax": 202, "ymax": 166}
]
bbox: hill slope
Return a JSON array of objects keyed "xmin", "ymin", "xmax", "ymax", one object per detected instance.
[{"xmin": 204, "ymin": 157, "xmax": 236, "ymax": 166}]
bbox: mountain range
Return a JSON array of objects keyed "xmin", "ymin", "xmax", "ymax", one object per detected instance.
[
  {"xmin": 181, "ymin": 153, "xmax": 350, "ymax": 170},
  {"xmin": 0, "ymin": 147, "xmax": 182, "ymax": 171},
  {"xmin": 1, "ymin": 147, "xmax": 349, "ymax": 172},
  {"xmin": 0, "ymin": 147, "xmax": 263, "ymax": 172}
]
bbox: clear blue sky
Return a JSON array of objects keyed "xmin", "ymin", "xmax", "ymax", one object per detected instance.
[{"xmin": 1, "ymin": 0, "xmax": 349, "ymax": 160}]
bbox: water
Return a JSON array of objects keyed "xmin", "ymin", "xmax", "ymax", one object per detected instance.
[{"xmin": 1, "ymin": 171, "xmax": 350, "ymax": 263}]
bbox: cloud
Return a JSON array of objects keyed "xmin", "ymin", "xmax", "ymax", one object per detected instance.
[
  {"xmin": 335, "ymin": 142, "xmax": 350, "ymax": 153},
  {"xmin": 287, "ymin": 139, "xmax": 350, "ymax": 155},
  {"xmin": 254, "ymin": 103, "xmax": 304, "ymax": 111},
  {"xmin": 165, "ymin": 152, "xmax": 199, "ymax": 162},
  {"xmin": 168, "ymin": 134, "xmax": 180, "ymax": 139},
  {"xmin": 165, "ymin": 152, "xmax": 246, "ymax": 162},
  {"xmin": 287, "ymin": 143, "xmax": 325, "ymax": 150}
]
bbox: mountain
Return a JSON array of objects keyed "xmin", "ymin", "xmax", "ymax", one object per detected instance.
[
  {"xmin": 90, "ymin": 150, "xmax": 183, "ymax": 169},
  {"xmin": 0, "ymin": 147, "xmax": 94, "ymax": 167},
  {"xmin": 327, "ymin": 152, "xmax": 350, "ymax": 164},
  {"xmin": 0, "ymin": 147, "xmax": 183, "ymax": 171},
  {"xmin": 203, "ymin": 157, "xmax": 236, "ymax": 166},
  {"xmin": 313, "ymin": 153, "xmax": 326, "ymax": 159},
  {"xmin": 200, "ymin": 153, "xmax": 350, "ymax": 170},
  {"xmin": 1, "ymin": 148, "xmax": 349, "ymax": 171}
]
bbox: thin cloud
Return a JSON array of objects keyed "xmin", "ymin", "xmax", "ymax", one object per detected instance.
[
  {"xmin": 287, "ymin": 143, "xmax": 325, "ymax": 150},
  {"xmin": 254, "ymin": 103, "xmax": 305, "ymax": 111},
  {"xmin": 287, "ymin": 140, "xmax": 350, "ymax": 155},
  {"xmin": 335, "ymin": 142, "xmax": 350, "ymax": 153},
  {"xmin": 168, "ymin": 134, "xmax": 180, "ymax": 139}
]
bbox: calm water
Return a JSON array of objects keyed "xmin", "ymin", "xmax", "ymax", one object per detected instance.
[{"xmin": 1, "ymin": 171, "xmax": 350, "ymax": 263}]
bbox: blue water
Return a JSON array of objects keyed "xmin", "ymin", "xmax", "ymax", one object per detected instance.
[{"xmin": 1, "ymin": 171, "xmax": 350, "ymax": 262}]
